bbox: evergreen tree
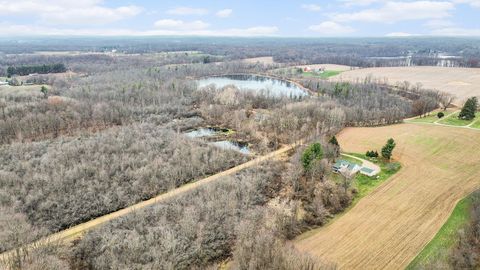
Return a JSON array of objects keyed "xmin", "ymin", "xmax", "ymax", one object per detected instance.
[
  {"xmin": 459, "ymin": 97, "xmax": 478, "ymax": 120},
  {"xmin": 381, "ymin": 138, "xmax": 396, "ymax": 160},
  {"xmin": 301, "ymin": 143, "xmax": 323, "ymax": 171},
  {"xmin": 40, "ymin": 86, "xmax": 48, "ymax": 99},
  {"xmin": 329, "ymin": 136, "xmax": 339, "ymax": 146}
]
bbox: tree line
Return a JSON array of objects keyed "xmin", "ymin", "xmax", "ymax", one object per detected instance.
[{"xmin": 7, "ymin": 63, "xmax": 67, "ymax": 77}]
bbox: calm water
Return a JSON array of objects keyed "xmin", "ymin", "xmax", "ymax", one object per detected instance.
[
  {"xmin": 210, "ymin": 141, "xmax": 250, "ymax": 155},
  {"xmin": 197, "ymin": 74, "xmax": 307, "ymax": 98},
  {"xmin": 185, "ymin": 128, "xmax": 219, "ymax": 138}
]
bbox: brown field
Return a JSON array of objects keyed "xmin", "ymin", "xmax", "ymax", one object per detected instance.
[
  {"xmin": 0, "ymin": 85, "xmax": 45, "ymax": 98},
  {"xmin": 296, "ymin": 123, "xmax": 480, "ymax": 269},
  {"xmin": 332, "ymin": 66, "xmax": 480, "ymax": 105},
  {"xmin": 241, "ymin": 56, "xmax": 275, "ymax": 64}
]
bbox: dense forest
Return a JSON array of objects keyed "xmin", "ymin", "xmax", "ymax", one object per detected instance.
[
  {"xmin": 0, "ymin": 39, "xmax": 453, "ymax": 269},
  {"xmin": 7, "ymin": 63, "xmax": 67, "ymax": 77}
]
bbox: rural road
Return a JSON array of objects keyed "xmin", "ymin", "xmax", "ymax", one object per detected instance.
[
  {"xmin": 0, "ymin": 141, "xmax": 301, "ymax": 262},
  {"xmin": 296, "ymin": 123, "xmax": 480, "ymax": 269}
]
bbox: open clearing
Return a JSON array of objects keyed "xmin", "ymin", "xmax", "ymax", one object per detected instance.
[
  {"xmin": 241, "ymin": 56, "xmax": 274, "ymax": 64},
  {"xmin": 296, "ymin": 123, "xmax": 480, "ymax": 269},
  {"xmin": 296, "ymin": 64, "xmax": 355, "ymax": 72},
  {"xmin": 332, "ymin": 66, "xmax": 480, "ymax": 105}
]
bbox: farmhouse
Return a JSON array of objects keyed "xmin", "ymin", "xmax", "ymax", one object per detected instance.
[
  {"xmin": 333, "ymin": 159, "xmax": 379, "ymax": 177},
  {"xmin": 333, "ymin": 160, "xmax": 361, "ymax": 175}
]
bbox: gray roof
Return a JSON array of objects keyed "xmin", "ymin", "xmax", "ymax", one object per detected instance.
[{"xmin": 361, "ymin": 167, "xmax": 375, "ymax": 173}]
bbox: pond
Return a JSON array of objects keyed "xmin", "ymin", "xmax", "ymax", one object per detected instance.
[
  {"xmin": 197, "ymin": 74, "xmax": 308, "ymax": 98},
  {"xmin": 210, "ymin": 140, "xmax": 250, "ymax": 155},
  {"xmin": 185, "ymin": 127, "xmax": 228, "ymax": 138}
]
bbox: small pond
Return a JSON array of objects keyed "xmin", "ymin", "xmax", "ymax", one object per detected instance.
[
  {"xmin": 185, "ymin": 127, "xmax": 231, "ymax": 138},
  {"xmin": 197, "ymin": 74, "xmax": 308, "ymax": 98}
]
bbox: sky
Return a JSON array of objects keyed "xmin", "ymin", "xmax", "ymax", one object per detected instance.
[{"xmin": 0, "ymin": 0, "xmax": 479, "ymax": 37}]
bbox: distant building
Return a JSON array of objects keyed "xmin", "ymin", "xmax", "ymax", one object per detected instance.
[{"xmin": 0, "ymin": 81, "xmax": 8, "ymax": 86}]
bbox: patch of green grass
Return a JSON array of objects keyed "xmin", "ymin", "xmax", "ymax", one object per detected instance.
[
  {"xmin": 302, "ymin": 70, "xmax": 342, "ymax": 79},
  {"xmin": 438, "ymin": 112, "xmax": 479, "ymax": 126},
  {"xmin": 407, "ymin": 110, "xmax": 456, "ymax": 124},
  {"xmin": 407, "ymin": 191, "xmax": 478, "ymax": 269},
  {"xmin": 338, "ymin": 155, "xmax": 362, "ymax": 166},
  {"xmin": 471, "ymin": 119, "xmax": 480, "ymax": 129},
  {"xmin": 344, "ymin": 153, "xmax": 401, "ymax": 205}
]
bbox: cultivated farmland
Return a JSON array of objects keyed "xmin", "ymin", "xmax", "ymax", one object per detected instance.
[
  {"xmin": 332, "ymin": 66, "xmax": 480, "ymax": 105},
  {"xmin": 296, "ymin": 123, "xmax": 480, "ymax": 269}
]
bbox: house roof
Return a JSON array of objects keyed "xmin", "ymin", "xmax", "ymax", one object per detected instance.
[{"xmin": 361, "ymin": 167, "xmax": 375, "ymax": 174}]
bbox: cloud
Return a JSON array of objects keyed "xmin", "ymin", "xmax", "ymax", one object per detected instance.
[
  {"xmin": 216, "ymin": 9, "xmax": 233, "ymax": 18},
  {"xmin": 453, "ymin": 0, "xmax": 480, "ymax": 8},
  {"xmin": 430, "ymin": 27, "xmax": 480, "ymax": 36},
  {"xmin": 222, "ymin": 26, "xmax": 278, "ymax": 36},
  {"xmin": 332, "ymin": 1, "xmax": 454, "ymax": 23},
  {"xmin": 166, "ymin": 7, "xmax": 208, "ymax": 16},
  {"xmin": 301, "ymin": 4, "xmax": 322, "ymax": 11},
  {"xmin": 424, "ymin": 19, "xmax": 454, "ymax": 28},
  {"xmin": 0, "ymin": 0, "xmax": 142, "ymax": 25},
  {"xmin": 154, "ymin": 19, "xmax": 209, "ymax": 31},
  {"xmin": 309, "ymin": 21, "xmax": 354, "ymax": 35},
  {"xmin": 0, "ymin": 22, "xmax": 279, "ymax": 37},
  {"xmin": 338, "ymin": 0, "xmax": 385, "ymax": 7},
  {"xmin": 385, "ymin": 32, "xmax": 419, "ymax": 37}
]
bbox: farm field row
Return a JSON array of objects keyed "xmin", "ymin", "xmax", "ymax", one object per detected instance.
[
  {"xmin": 296, "ymin": 123, "xmax": 480, "ymax": 269},
  {"xmin": 407, "ymin": 190, "xmax": 479, "ymax": 269}
]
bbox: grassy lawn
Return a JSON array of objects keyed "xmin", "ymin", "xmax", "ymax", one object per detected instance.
[
  {"xmin": 407, "ymin": 109, "xmax": 456, "ymax": 124},
  {"xmin": 302, "ymin": 70, "xmax": 342, "ymax": 79},
  {"xmin": 437, "ymin": 112, "xmax": 479, "ymax": 126},
  {"xmin": 344, "ymin": 153, "xmax": 401, "ymax": 205},
  {"xmin": 406, "ymin": 191, "xmax": 478, "ymax": 269},
  {"xmin": 471, "ymin": 119, "xmax": 480, "ymax": 129}
]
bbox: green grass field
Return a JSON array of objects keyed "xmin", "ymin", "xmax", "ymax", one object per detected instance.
[
  {"xmin": 302, "ymin": 70, "xmax": 342, "ymax": 79},
  {"xmin": 407, "ymin": 191, "xmax": 478, "ymax": 269},
  {"xmin": 471, "ymin": 119, "xmax": 480, "ymax": 129},
  {"xmin": 407, "ymin": 110, "xmax": 456, "ymax": 124},
  {"xmin": 438, "ymin": 112, "xmax": 479, "ymax": 126}
]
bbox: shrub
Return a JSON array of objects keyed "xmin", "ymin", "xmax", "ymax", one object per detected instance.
[
  {"xmin": 366, "ymin": 150, "xmax": 379, "ymax": 158},
  {"xmin": 459, "ymin": 97, "xmax": 478, "ymax": 120},
  {"xmin": 301, "ymin": 143, "xmax": 323, "ymax": 171},
  {"xmin": 437, "ymin": 112, "xmax": 445, "ymax": 118}
]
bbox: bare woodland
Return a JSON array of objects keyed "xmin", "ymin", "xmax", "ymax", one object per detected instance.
[{"xmin": 0, "ymin": 38, "xmax": 471, "ymax": 269}]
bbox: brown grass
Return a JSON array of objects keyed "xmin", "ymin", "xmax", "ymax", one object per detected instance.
[
  {"xmin": 241, "ymin": 56, "xmax": 275, "ymax": 64},
  {"xmin": 295, "ymin": 123, "xmax": 480, "ymax": 269},
  {"xmin": 332, "ymin": 66, "xmax": 480, "ymax": 105},
  {"xmin": 297, "ymin": 64, "xmax": 356, "ymax": 72}
]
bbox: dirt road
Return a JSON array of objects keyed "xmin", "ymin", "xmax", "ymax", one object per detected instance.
[
  {"xmin": 0, "ymin": 142, "xmax": 300, "ymax": 262},
  {"xmin": 296, "ymin": 123, "xmax": 480, "ymax": 269}
]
